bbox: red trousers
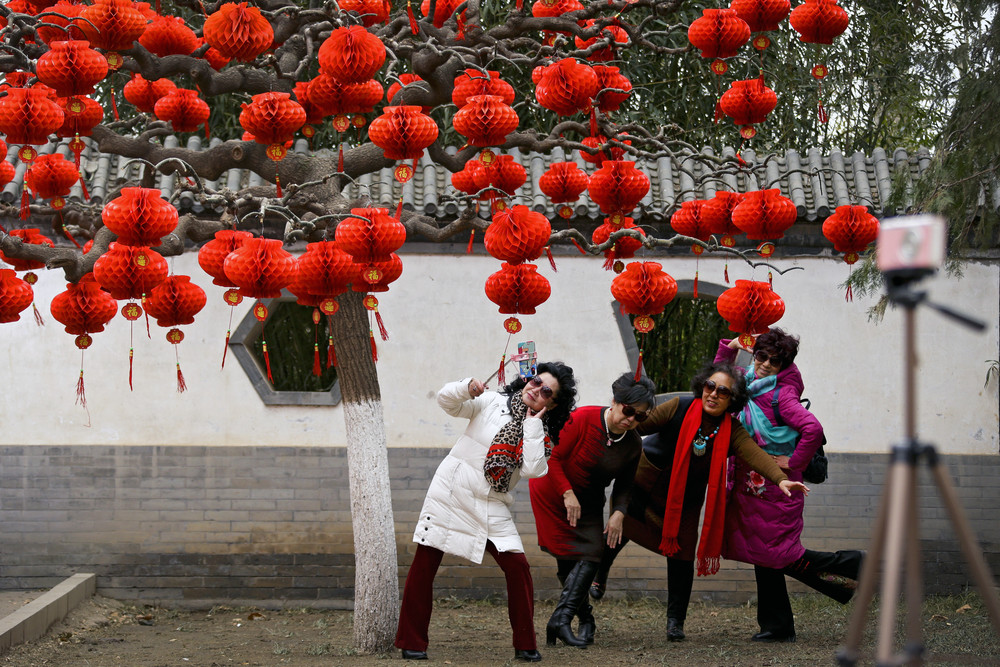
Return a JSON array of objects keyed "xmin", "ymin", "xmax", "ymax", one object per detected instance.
[{"xmin": 395, "ymin": 542, "xmax": 537, "ymax": 651}]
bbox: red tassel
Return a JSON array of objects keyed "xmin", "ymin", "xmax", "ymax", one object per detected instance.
[
  {"xmin": 768, "ymin": 271, "xmax": 773, "ymax": 288},
  {"xmin": 144, "ymin": 304, "xmax": 151, "ymax": 338},
  {"xmin": 263, "ymin": 340, "xmax": 274, "ymax": 383},
  {"xmin": 327, "ymin": 335, "xmax": 337, "ymax": 368},
  {"xmin": 818, "ymin": 101, "xmax": 829, "ymax": 124},
  {"xmin": 221, "ymin": 329, "xmax": 231, "ymax": 369},
  {"xmin": 338, "ymin": 144, "xmax": 344, "ymax": 172},
  {"xmin": 546, "ymin": 246, "xmax": 557, "ymax": 271},
  {"xmin": 497, "ymin": 354, "xmax": 506, "ymax": 385},
  {"xmin": 713, "ymin": 99, "xmax": 724, "ymax": 124},
  {"xmin": 78, "ymin": 173, "xmax": 90, "ymax": 202},
  {"xmin": 395, "ymin": 197, "xmax": 403, "ymax": 220},
  {"xmin": 634, "ymin": 350, "xmax": 644, "ymax": 381},
  {"xmin": 313, "ymin": 343, "xmax": 322, "ymax": 376},
  {"xmin": 376, "ymin": 310, "xmax": 389, "ymax": 341},
  {"xmin": 589, "ymin": 108, "xmax": 598, "ymax": 137},
  {"xmin": 32, "ymin": 302, "xmax": 44, "ymax": 326},
  {"xmin": 407, "ymin": 0, "xmax": 419, "ymax": 34},
  {"xmin": 155, "ymin": 0, "xmax": 161, "ymax": 14},
  {"xmin": 176, "ymin": 363, "xmax": 187, "ymax": 392},
  {"xmin": 75, "ymin": 369, "xmax": 87, "ymax": 408},
  {"xmin": 724, "ymin": 263, "xmax": 729, "ymax": 284},
  {"xmin": 275, "ymin": 173, "xmax": 283, "ymax": 198},
  {"xmin": 602, "ymin": 256, "xmax": 615, "ymax": 271},
  {"xmin": 846, "ymin": 283, "xmax": 853, "ymax": 302},
  {"xmin": 466, "ymin": 230, "xmax": 475, "ymax": 254},
  {"xmin": 516, "ymin": 0, "xmax": 523, "ymax": 9},
  {"xmin": 693, "ymin": 270, "xmax": 699, "ymax": 299},
  {"xmin": 457, "ymin": 11, "xmax": 466, "ymax": 39},
  {"xmin": 205, "ymin": 122, "xmax": 210, "ymax": 140},
  {"xmin": 61, "ymin": 223, "xmax": 82, "ymax": 248},
  {"xmin": 129, "ymin": 347, "xmax": 134, "ymax": 391},
  {"xmin": 110, "ymin": 87, "xmax": 119, "ymax": 121},
  {"xmin": 369, "ymin": 330, "xmax": 378, "ymax": 362},
  {"xmin": 571, "ymin": 239, "xmax": 587, "ymax": 254},
  {"xmin": 20, "ymin": 190, "xmax": 30, "ymax": 220}
]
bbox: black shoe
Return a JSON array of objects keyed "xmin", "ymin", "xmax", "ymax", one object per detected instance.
[
  {"xmin": 589, "ymin": 581, "xmax": 605, "ymax": 600},
  {"xmin": 751, "ymin": 630, "xmax": 796, "ymax": 643},
  {"xmin": 514, "ymin": 649, "xmax": 542, "ymax": 662},
  {"xmin": 666, "ymin": 618, "xmax": 685, "ymax": 642},
  {"xmin": 401, "ymin": 648, "xmax": 428, "ymax": 660},
  {"xmin": 577, "ymin": 601, "xmax": 595, "ymax": 645}
]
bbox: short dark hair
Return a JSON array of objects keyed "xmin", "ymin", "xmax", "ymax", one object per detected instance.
[
  {"xmin": 503, "ymin": 361, "xmax": 577, "ymax": 445},
  {"xmin": 690, "ymin": 362, "xmax": 749, "ymax": 414},
  {"xmin": 753, "ymin": 327, "xmax": 799, "ymax": 366},
  {"xmin": 611, "ymin": 372, "xmax": 657, "ymax": 408}
]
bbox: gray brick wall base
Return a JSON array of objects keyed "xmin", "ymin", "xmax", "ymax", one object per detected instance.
[{"xmin": 1, "ymin": 446, "xmax": 997, "ymax": 605}]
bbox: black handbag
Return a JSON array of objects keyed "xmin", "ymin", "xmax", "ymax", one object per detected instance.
[{"xmin": 770, "ymin": 390, "xmax": 828, "ymax": 484}]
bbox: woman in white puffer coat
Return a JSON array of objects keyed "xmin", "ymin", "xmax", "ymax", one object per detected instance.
[{"xmin": 395, "ymin": 362, "xmax": 577, "ymax": 663}]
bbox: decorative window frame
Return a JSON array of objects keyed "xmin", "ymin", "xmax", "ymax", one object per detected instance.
[{"xmin": 228, "ymin": 293, "xmax": 342, "ymax": 406}]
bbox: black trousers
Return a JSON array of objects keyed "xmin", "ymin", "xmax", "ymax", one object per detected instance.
[{"xmin": 755, "ymin": 549, "xmax": 863, "ymax": 633}]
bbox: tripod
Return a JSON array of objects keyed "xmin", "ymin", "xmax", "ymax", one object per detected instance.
[{"xmin": 837, "ymin": 274, "xmax": 1000, "ymax": 666}]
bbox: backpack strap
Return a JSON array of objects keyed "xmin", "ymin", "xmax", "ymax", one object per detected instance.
[{"xmin": 770, "ymin": 385, "xmax": 783, "ymax": 426}]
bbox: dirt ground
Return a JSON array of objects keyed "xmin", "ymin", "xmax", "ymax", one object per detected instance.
[{"xmin": 1, "ymin": 592, "xmax": 997, "ymax": 666}]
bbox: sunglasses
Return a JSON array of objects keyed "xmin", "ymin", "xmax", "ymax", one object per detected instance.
[
  {"xmin": 703, "ymin": 379, "xmax": 733, "ymax": 399},
  {"xmin": 528, "ymin": 376, "xmax": 555, "ymax": 399},
  {"xmin": 621, "ymin": 404, "xmax": 649, "ymax": 422},
  {"xmin": 753, "ymin": 349, "xmax": 784, "ymax": 366}
]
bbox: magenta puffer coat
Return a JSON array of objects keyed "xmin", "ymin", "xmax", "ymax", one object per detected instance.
[{"xmin": 714, "ymin": 340, "xmax": 824, "ymax": 569}]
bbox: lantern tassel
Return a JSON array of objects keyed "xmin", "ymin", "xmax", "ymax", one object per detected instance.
[
  {"xmin": 263, "ymin": 340, "xmax": 274, "ymax": 383},
  {"xmin": 457, "ymin": 11, "xmax": 466, "ymax": 39},
  {"xmin": 369, "ymin": 329, "xmax": 378, "ymax": 362},
  {"xmin": 376, "ymin": 310, "xmax": 389, "ymax": 341},
  {"xmin": 603, "ymin": 254, "xmax": 615, "ymax": 271},
  {"xmin": 275, "ymin": 173, "xmax": 283, "ymax": 198},
  {"xmin": 78, "ymin": 171, "xmax": 90, "ymax": 201},
  {"xmin": 497, "ymin": 354, "xmax": 506, "ymax": 386},
  {"xmin": 407, "ymin": 0, "xmax": 419, "ymax": 34},
  {"xmin": 76, "ymin": 368, "xmax": 87, "ymax": 408},
  {"xmin": 724, "ymin": 263, "xmax": 730, "ymax": 284},
  {"xmin": 516, "ymin": 0, "xmax": 523, "ymax": 9},
  {"xmin": 221, "ymin": 329, "xmax": 231, "ymax": 369},
  {"xmin": 313, "ymin": 343, "xmax": 322, "ymax": 376},
  {"xmin": 176, "ymin": 363, "xmax": 187, "ymax": 393},
  {"xmin": 571, "ymin": 239, "xmax": 587, "ymax": 254},
  {"xmin": 32, "ymin": 302, "xmax": 44, "ymax": 326},
  {"xmin": 129, "ymin": 347, "xmax": 134, "ymax": 391},
  {"xmin": 693, "ymin": 269, "xmax": 699, "ymax": 299},
  {"xmin": 466, "ymin": 230, "xmax": 475, "ymax": 254},
  {"xmin": 20, "ymin": 190, "xmax": 30, "ymax": 220},
  {"xmin": 338, "ymin": 144, "xmax": 344, "ymax": 173},
  {"xmin": 634, "ymin": 349, "xmax": 644, "ymax": 382},
  {"xmin": 546, "ymin": 246, "xmax": 557, "ymax": 272},
  {"xmin": 768, "ymin": 271, "xmax": 773, "ymax": 288},
  {"xmin": 395, "ymin": 197, "xmax": 403, "ymax": 220},
  {"xmin": 845, "ymin": 282, "xmax": 853, "ymax": 302},
  {"xmin": 327, "ymin": 334, "xmax": 337, "ymax": 368}
]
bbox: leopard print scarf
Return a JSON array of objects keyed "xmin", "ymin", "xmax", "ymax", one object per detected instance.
[{"xmin": 484, "ymin": 392, "xmax": 550, "ymax": 493}]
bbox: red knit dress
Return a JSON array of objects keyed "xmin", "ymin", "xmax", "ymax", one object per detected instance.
[{"xmin": 529, "ymin": 406, "xmax": 641, "ymax": 561}]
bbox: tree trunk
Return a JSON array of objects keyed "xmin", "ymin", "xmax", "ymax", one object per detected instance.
[{"xmin": 330, "ymin": 290, "xmax": 399, "ymax": 653}]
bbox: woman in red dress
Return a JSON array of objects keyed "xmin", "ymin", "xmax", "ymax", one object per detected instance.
[{"xmin": 529, "ymin": 372, "xmax": 657, "ymax": 648}]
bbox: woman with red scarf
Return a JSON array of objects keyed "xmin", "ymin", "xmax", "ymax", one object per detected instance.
[{"xmin": 588, "ymin": 362, "xmax": 808, "ymax": 642}]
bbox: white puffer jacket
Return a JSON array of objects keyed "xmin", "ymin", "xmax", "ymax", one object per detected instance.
[{"xmin": 411, "ymin": 378, "xmax": 549, "ymax": 564}]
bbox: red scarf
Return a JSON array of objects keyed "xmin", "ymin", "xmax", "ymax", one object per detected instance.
[{"xmin": 658, "ymin": 399, "xmax": 731, "ymax": 576}]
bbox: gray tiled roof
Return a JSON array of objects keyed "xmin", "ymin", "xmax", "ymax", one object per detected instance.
[{"xmin": 3, "ymin": 136, "xmax": 936, "ymax": 224}]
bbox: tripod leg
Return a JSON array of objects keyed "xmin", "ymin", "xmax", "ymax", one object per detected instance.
[
  {"xmin": 928, "ymin": 453, "xmax": 1000, "ymax": 635},
  {"xmin": 876, "ymin": 458, "xmax": 917, "ymax": 665},
  {"xmin": 839, "ymin": 468, "xmax": 891, "ymax": 665},
  {"xmin": 903, "ymin": 471, "xmax": 925, "ymax": 663}
]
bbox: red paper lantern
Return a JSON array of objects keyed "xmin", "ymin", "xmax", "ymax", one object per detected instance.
[
  {"xmin": 709, "ymin": 190, "xmax": 745, "ymax": 247},
  {"xmin": 35, "ymin": 40, "xmax": 109, "ymax": 99},
  {"xmin": 153, "ymin": 88, "xmax": 210, "ymax": 134},
  {"xmin": 453, "ymin": 95, "xmax": 519, "ymax": 148},
  {"xmin": 93, "ymin": 243, "xmax": 169, "ymax": 300},
  {"xmin": 309, "ymin": 75, "xmax": 384, "ymax": 120},
  {"xmin": 0, "ymin": 228, "xmax": 54, "ymax": 273},
  {"xmin": 0, "ymin": 161, "xmax": 15, "ymax": 190},
  {"xmin": 101, "ymin": 187, "xmax": 179, "ymax": 246},
  {"xmin": 367, "ymin": 106, "xmax": 438, "ymax": 180},
  {"xmin": 539, "ymin": 161, "xmax": 589, "ymax": 218},
  {"xmin": 223, "ymin": 237, "xmax": 298, "ymax": 300},
  {"xmin": 532, "ymin": 0, "xmax": 584, "ymax": 18},
  {"xmin": 353, "ymin": 252, "xmax": 402, "ymax": 293},
  {"xmin": 588, "ymin": 160, "xmax": 650, "ymax": 217},
  {"xmin": 720, "ymin": 77, "xmax": 778, "ymax": 138},
  {"xmin": 579, "ymin": 134, "xmax": 629, "ymax": 166},
  {"xmin": 731, "ymin": 188, "xmax": 797, "ymax": 241},
  {"xmin": 687, "ymin": 8, "xmax": 750, "ymax": 73},
  {"xmin": 292, "ymin": 81, "xmax": 326, "ymax": 135},
  {"xmin": 199, "ymin": 40, "xmax": 231, "ymax": 70},
  {"xmin": 484, "ymin": 205, "xmax": 551, "ymax": 264},
  {"xmin": 36, "ymin": 0, "xmax": 88, "ymax": 44},
  {"xmin": 203, "ymin": 2, "xmax": 274, "ymax": 63},
  {"xmin": 318, "ymin": 26, "xmax": 386, "ymax": 83},
  {"xmin": 139, "ymin": 15, "xmax": 199, "ymax": 57},
  {"xmin": 593, "ymin": 65, "xmax": 632, "ymax": 113},
  {"xmin": 452, "ymin": 70, "xmax": 515, "ymax": 109},
  {"xmin": 535, "ymin": 58, "xmax": 599, "ymax": 116},
  {"xmin": 790, "ymin": 0, "xmax": 849, "ymax": 44},
  {"xmin": 198, "ymin": 229, "xmax": 254, "ymax": 291},
  {"xmin": 50, "ymin": 273, "xmax": 118, "ymax": 336},
  {"xmin": 56, "ymin": 95, "xmax": 104, "ymax": 140},
  {"xmin": 610, "ymin": 261, "xmax": 678, "ymax": 331},
  {"xmin": 574, "ymin": 19, "xmax": 629, "ymax": 62},
  {"xmin": 592, "ymin": 216, "xmax": 645, "ymax": 271},
  {"xmin": 338, "ymin": 0, "xmax": 392, "ymax": 25},
  {"xmin": 386, "ymin": 73, "xmax": 428, "ymax": 110},
  {"xmin": 292, "ymin": 241, "xmax": 355, "ymax": 310},
  {"xmin": 452, "ymin": 159, "xmax": 491, "ymax": 197},
  {"xmin": 731, "ymin": 0, "xmax": 791, "ymax": 33},
  {"xmin": 485, "ymin": 262, "xmax": 551, "ymax": 318},
  {"xmin": 143, "ymin": 275, "xmax": 207, "ymax": 327},
  {"xmin": 487, "ymin": 155, "xmax": 527, "ymax": 199},
  {"xmin": 716, "ymin": 279, "xmax": 785, "ymax": 346},
  {"xmin": 670, "ymin": 199, "xmax": 728, "ymax": 247},
  {"xmin": 421, "ymin": 0, "xmax": 465, "ymax": 28},
  {"xmin": 24, "ymin": 153, "xmax": 79, "ymax": 208},
  {"xmin": 240, "ymin": 92, "xmax": 306, "ymax": 168},
  {"xmin": 79, "ymin": 0, "xmax": 146, "ymax": 68},
  {"xmin": 123, "ymin": 74, "xmax": 176, "ymax": 113},
  {"xmin": 0, "ymin": 87, "xmax": 65, "ymax": 161},
  {"xmin": 0, "ymin": 269, "xmax": 34, "ymax": 323},
  {"xmin": 336, "ymin": 207, "xmax": 406, "ymax": 284},
  {"xmin": 822, "ymin": 204, "xmax": 879, "ymax": 264}
]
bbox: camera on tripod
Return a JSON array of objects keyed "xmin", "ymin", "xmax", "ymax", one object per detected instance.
[{"xmin": 876, "ymin": 214, "xmax": 947, "ymax": 290}]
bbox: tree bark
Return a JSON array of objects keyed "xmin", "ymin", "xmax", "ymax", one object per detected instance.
[{"xmin": 330, "ymin": 289, "xmax": 399, "ymax": 654}]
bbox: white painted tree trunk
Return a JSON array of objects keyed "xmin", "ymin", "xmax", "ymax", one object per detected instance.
[{"xmin": 331, "ymin": 290, "xmax": 399, "ymax": 653}]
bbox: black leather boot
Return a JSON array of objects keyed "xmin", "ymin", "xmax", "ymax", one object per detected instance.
[
  {"xmin": 546, "ymin": 560, "xmax": 598, "ymax": 648},
  {"xmin": 577, "ymin": 600, "xmax": 595, "ymax": 645},
  {"xmin": 667, "ymin": 618, "xmax": 686, "ymax": 642}
]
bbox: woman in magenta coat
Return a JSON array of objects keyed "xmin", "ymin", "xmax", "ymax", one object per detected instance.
[{"xmin": 716, "ymin": 328, "xmax": 863, "ymax": 643}]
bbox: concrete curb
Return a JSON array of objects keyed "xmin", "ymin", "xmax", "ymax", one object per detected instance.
[{"xmin": 0, "ymin": 574, "xmax": 96, "ymax": 653}]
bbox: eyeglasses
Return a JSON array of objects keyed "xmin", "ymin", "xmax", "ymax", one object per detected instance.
[
  {"xmin": 753, "ymin": 349, "xmax": 784, "ymax": 367},
  {"xmin": 528, "ymin": 376, "xmax": 555, "ymax": 399},
  {"xmin": 621, "ymin": 404, "xmax": 649, "ymax": 422},
  {"xmin": 703, "ymin": 379, "xmax": 733, "ymax": 399}
]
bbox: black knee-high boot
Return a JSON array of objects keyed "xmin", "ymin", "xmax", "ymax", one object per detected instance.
[
  {"xmin": 577, "ymin": 599, "xmax": 595, "ymax": 645},
  {"xmin": 666, "ymin": 558, "xmax": 694, "ymax": 641},
  {"xmin": 546, "ymin": 560, "xmax": 599, "ymax": 648}
]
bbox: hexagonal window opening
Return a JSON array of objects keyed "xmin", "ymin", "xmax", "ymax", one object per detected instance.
[{"xmin": 229, "ymin": 293, "xmax": 342, "ymax": 406}]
